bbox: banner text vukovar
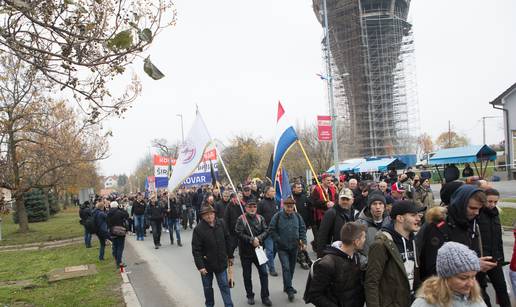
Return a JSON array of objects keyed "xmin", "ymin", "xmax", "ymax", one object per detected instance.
[{"xmin": 153, "ymin": 149, "xmax": 219, "ymax": 188}]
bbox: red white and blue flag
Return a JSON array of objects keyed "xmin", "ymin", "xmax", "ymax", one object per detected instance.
[{"xmin": 271, "ymin": 101, "xmax": 298, "ymax": 187}]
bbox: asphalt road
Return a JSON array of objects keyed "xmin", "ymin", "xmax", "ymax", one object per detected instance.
[{"xmin": 124, "ymin": 227, "xmax": 515, "ymax": 307}]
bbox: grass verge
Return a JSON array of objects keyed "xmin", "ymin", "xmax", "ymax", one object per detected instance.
[
  {"xmin": 0, "ymin": 241, "xmax": 124, "ymax": 306},
  {"xmin": 0, "ymin": 208, "xmax": 83, "ymax": 246},
  {"xmin": 502, "ymin": 198, "xmax": 516, "ymax": 203},
  {"xmin": 500, "ymin": 207, "xmax": 516, "ymax": 227}
]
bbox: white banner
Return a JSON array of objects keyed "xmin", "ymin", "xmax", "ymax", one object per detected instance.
[{"xmin": 167, "ymin": 113, "xmax": 212, "ymax": 192}]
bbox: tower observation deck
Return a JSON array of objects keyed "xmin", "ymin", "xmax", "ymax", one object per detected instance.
[{"xmin": 313, "ymin": 0, "xmax": 419, "ymax": 157}]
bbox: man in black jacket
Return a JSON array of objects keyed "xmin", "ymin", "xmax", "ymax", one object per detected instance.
[
  {"xmin": 477, "ymin": 188, "xmax": 511, "ymax": 307},
  {"xmin": 257, "ymin": 186, "xmax": 279, "ymax": 276},
  {"xmin": 167, "ymin": 193, "xmax": 182, "ymax": 246},
  {"xmin": 147, "ymin": 196, "xmax": 164, "ymax": 249},
  {"xmin": 223, "ymin": 193, "xmax": 245, "ymax": 256},
  {"xmin": 192, "ymin": 205, "xmax": 234, "ymax": 307},
  {"xmin": 305, "ymin": 222, "xmax": 366, "ymax": 307},
  {"xmin": 132, "ymin": 193, "xmax": 146, "ymax": 241},
  {"xmin": 316, "ymin": 188, "xmax": 358, "ymax": 258},
  {"xmin": 417, "ymin": 184, "xmax": 497, "ymax": 281},
  {"xmin": 79, "ymin": 201, "xmax": 92, "ymax": 248},
  {"xmin": 235, "ymin": 201, "xmax": 272, "ymax": 306},
  {"xmin": 215, "ymin": 190, "xmax": 231, "ymax": 220},
  {"xmin": 107, "ymin": 201, "xmax": 129, "ymax": 268}
]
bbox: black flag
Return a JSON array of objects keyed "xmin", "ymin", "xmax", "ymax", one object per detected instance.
[
  {"xmin": 210, "ymin": 159, "xmax": 217, "ymax": 186},
  {"xmin": 265, "ymin": 154, "xmax": 273, "ymax": 183}
]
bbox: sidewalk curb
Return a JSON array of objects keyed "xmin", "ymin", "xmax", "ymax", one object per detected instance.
[{"xmin": 120, "ymin": 270, "xmax": 141, "ymax": 307}]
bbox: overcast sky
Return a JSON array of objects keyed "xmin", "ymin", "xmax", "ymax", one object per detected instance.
[{"xmin": 100, "ymin": 0, "xmax": 516, "ymax": 176}]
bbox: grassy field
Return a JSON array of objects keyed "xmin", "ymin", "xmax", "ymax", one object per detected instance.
[
  {"xmin": 0, "ymin": 207, "xmax": 83, "ymax": 246},
  {"xmin": 0, "ymin": 241, "xmax": 124, "ymax": 306},
  {"xmin": 500, "ymin": 207, "xmax": 516, "ymax": 227},
  {"xmin": 502, "ymin": 198, "xmax": 516, "ymax": 203}
]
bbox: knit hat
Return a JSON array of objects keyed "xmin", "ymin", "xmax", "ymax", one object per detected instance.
[
  {"xmin": 367, "ymin": 191, "xmax": 386, "ymax": 207},
  {"xmin": 436, "ymin": 242, "xmax": 480, "ymax": 278}
]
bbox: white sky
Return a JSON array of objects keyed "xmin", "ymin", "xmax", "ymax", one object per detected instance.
[{"xmin": 100, "ymin": 0, "xmax": 516, "ymax": 176}]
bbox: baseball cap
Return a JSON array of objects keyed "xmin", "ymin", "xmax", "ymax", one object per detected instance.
[
  {"xmin": 243, "ymin": 185, "xmax": 251, "ymax": 191},
  {"xmin": 390, "ymin": 200, "xmax": 425, "ymax": 219},
  {"xmin": 391, "ymin": 182, "xmax": 406, "ymax": 193},
  {"xmin": 339, "ymin": 188, "xmax": 353, "ymax": 199}
]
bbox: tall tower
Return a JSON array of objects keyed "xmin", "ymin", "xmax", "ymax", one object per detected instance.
[{"xmin": 313, "ymin": 0, "xmax": 419, "ymax": 158}]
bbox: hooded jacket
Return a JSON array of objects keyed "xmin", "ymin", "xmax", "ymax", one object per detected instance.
[
  {"xmin": 365, "ymin": 224, "xmax": 420, "ymax": 307},
  {"xmin": 306, "ymin": 241, "xmax": 365, "ymax": 307},
  {"xmin": 357, "ymin": 208, "xmax": 391, "ymax": 257},
  {"xmin": 417, "ymin": 184, "xmax": 483, "ymax": 281},
  {"xmin": 477, "ymin": 206, "xmax": 504, "ymax": 261}
]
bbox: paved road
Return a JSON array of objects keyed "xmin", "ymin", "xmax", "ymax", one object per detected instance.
[{"xmin": 124, "ymin": 226, "xmax": 515, "ymax": 307}]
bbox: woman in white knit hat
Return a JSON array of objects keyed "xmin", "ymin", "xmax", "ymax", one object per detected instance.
[{"xmin": 412, "ymin": 241, "xmax": 487, "ymax": 307}]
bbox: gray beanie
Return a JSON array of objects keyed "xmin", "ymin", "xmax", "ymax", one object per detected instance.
[{"xmin": 436, "ymin": 242, "xmax": 480, "ymax": 278}]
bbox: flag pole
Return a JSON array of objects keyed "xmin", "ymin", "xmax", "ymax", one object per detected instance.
[{"xmin": 297, "ymin": 140, "xmax": 327, "ymax": 202}]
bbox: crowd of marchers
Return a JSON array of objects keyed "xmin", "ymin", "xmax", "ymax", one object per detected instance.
[{"xmin": 78, "ymin": 168, "xmax": 516, "ymax": 307}]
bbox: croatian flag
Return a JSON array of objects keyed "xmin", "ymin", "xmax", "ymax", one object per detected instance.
[{"xmin": 271, "ymin": 101, "xmax": 298, "ymax": 187}]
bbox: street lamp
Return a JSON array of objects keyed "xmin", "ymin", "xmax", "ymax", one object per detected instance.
[
  {"xmin": 176, "ymin": 114, "xmax": 184, "ymax": 144},
  {"xmin": 481, "ymin": 116, "xmax": 500, "ymax": 144}
]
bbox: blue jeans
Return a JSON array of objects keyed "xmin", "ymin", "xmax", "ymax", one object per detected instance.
[
  {"xmin": 263, "ymin": 237, "xmax": 276, "ymax": 272},
  {"xmin": 201, "ymin": 270, "xmax": 234, "ymax": 307},
  {"xmin": 134, "ymin": 214, "xmax": 145, "ymax": 240},
  {"xmin": 168, "ymin": 218, "xmax": 181, "ymax": 243},
  {"xmin": 112, "ymin": 236, "xmax": 125, "ymax": 266},
  {"xmin": 97, "ymin": 235, "xmax": 106, "ymax": 260},
  {"xmin": 278, "ymin": 248, "xmax": 298, "ymax": 294},
  {"xmin": 83, "ymin": 225, "xmax": 92, "ymax": 247}
]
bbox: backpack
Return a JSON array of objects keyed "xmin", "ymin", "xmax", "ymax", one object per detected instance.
[
  {"xmin": 303, "ymin": 257, "xmax": 322, "ymax": 304},
  {"xmin": 84, "ymin": 209, "xmax": 98, "ymax": 234}
]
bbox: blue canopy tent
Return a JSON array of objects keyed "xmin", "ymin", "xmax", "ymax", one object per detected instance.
[
  {"xmin": 326, "ymin": 159, "xmax": 365, "ymax": 174},
  {"xmin": 353, "ymin": 158, "xmax": 407, "ymax": 173},
  {"xmin": 428, "ymin": 145, "xmax": 496, "ymax": 181}
]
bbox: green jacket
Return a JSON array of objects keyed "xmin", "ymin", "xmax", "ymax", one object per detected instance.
[{"xmin": 365, "ymin": 230, "xmax": 420, "ymax": 307}]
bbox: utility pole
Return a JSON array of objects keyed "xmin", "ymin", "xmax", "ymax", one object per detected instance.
[
  {"xmin": 448, "ymin": 120, "xmax": 451, "ymax": 148},
  {"xmin": 322, "ymin": 0, "xmax": 339, "ymax": 177},
  {"xmin": 481, "ymin": 116, "xmax": 499, "ymax": 145}
]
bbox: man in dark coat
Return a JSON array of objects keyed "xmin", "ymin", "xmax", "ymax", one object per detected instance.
[
  {"xmin": 305, "ymin": 222, "xmax": 366, "ymax": 307},
  {"xmin": 146, "ymin": 196, "xmax": 164, "ymax": 249},
  {"xmin": 417, "ymin": 184, "xmax": 497, "ymax": 281},
  {"xmin": 316, "ymin": 188, "xmax": 358, "ymax": 257},
  {"xmin": 235, "ymin": 201, "xmax": 272, "ymax": 306},
  {"xmin": 192, "ymin": 205, "xmax": 234, "ymax": 307},
  {"xmin": 477, "ymin": 188, "xmax": 511, "ymax": 307},
  {"xmin": 132, "ymin": 193, "xmax": 146, "ymax": 241},
  {"xmin": 107, "ymin": 201, "xmax": 129, "ymax": 268},
  {"xmin": 79, "ymin": 201, "xmax": 92, "ymax": 248},
  {"xmin": 214, "ymin": 190, "xmax": 231, "ymax": 220},
  {"xmin": 223, "ymin": 193, "xmax": 245, "ymax": 256},
  {"xmin": 257, "ymin": 186, "xmax": 279, "ymax": 276}
]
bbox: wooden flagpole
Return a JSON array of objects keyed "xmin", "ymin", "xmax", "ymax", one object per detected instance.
[{"xmin": 297, "ymin": 140, "xmax": 327, "ymax": 202}]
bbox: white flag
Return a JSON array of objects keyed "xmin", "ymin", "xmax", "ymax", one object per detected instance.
[{"xmin": 168, "ymin": 113, "xmax": 212, "ymax": 192}]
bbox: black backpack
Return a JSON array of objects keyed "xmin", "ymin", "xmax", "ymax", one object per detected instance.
[
  {"xmin": 84, "ymin": 209, "xmax": 98, "ymax": 234},
  {"xmin": 303, "ymin": 257, "xmax": 322, "ymax": 304}
]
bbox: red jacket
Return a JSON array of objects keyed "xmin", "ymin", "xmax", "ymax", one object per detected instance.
[{"xmin": 310, "ymin": 184, "xmax": 336, "ymax": 226}]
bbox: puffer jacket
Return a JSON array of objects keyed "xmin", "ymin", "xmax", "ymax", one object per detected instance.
[
  {"xmin": 477, "ymin": 206, "xmax": 504, "ymax": 261},
  {"xmin": 269, "ymin": 210, "xmax": 306, "ymax": 250},
  {"xmin": 306, "ymin": 241, "xmax": 365, "ymax": 307},
  {"xmin": 235, "ymin": 213, "xmax": 268, "ymax": 258},
  {"xmin": 365, "ymin": 227, "xmax": 420, "ymax": 307}
]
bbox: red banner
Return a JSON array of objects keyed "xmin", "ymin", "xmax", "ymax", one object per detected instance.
[{"xmin": 317, "ymin": 115, "xmax": 332, "ymax": 141}]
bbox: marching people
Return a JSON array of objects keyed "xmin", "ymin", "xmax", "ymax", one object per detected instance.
[
  {"xmin": 476, "ymin": 188, "xmax": 511, "ymax": 307},
  {"xmin": 257, "ymin": 186, "xmax": 279, "ymax": 276},
  {"xmin": 93, "ymin": 200, "xmax": 110, "ymax": 261},
  {"xmin": 167, "ymin": 193, "xmax": 183, "ymax": 246},
  {"xmin": 378, "ymin": 181, "xmax": 395, "ymax": 206},
  {"xmin": 79, "ymin": 201, "xmax": 92, "ymax": 248},
  {"xmin": 132, "ymin": 193, "xmax": 146, "ymax": 241},
  {"xmin": 356, "ymin": 191, "xmax": 390, "ymax": 259},
  {"xmin": 242, "ymin": 185, "xmax": 256, "ymax": 205},
  {"xmin": 147, "ymin": 195, "xmax": 165, "ymax": 249},
  {"xmin": 192, "ymin": 205, "xmax": 234, "ymax": 307},
  {"xmin": 107, "ymin": 201, "xmax": 129, "ymax": 268},
  {"xmin": 305, "ymin": 222, "xmax": 366, "ymax": 307},
  {"xmin": 414, "ymin": 177, "xmax": 435, "ymax": 209},
  {"xmin": 269, "ymin": 198, "xmax": 307, "ymax": 302},
  {"xmin": 291, "ymin": 182, "xmax": 313, "ymax": 269},
  {"xmin": 316, "ymin": 188, "xmax": 358, "ymax": 257},
  {"xmin": 365, "ymin": 200, "xmax": 423, "ymax": 307},
  {"xmin": 235, "ymin": 201, "xmax": 272, "ymax": 306},
  {"xmin": 412, "ymin": 242, "xmax": 487, "ymax": 307},
  {"xmin": 310, "ymin": 174, "xmax": 336, "ymax": 253}
]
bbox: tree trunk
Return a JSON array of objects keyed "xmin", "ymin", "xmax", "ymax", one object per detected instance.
[
  {"xmin": 8, "ymin": 129, "xmax": 29, "ymax": 233},
  {"xmin": 63, "ymin": 191, "xmax": 69, "ymax": 209},
  {"xmin": 14, "ymin": 192, "xmax": 29, "ymax": 233}
]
